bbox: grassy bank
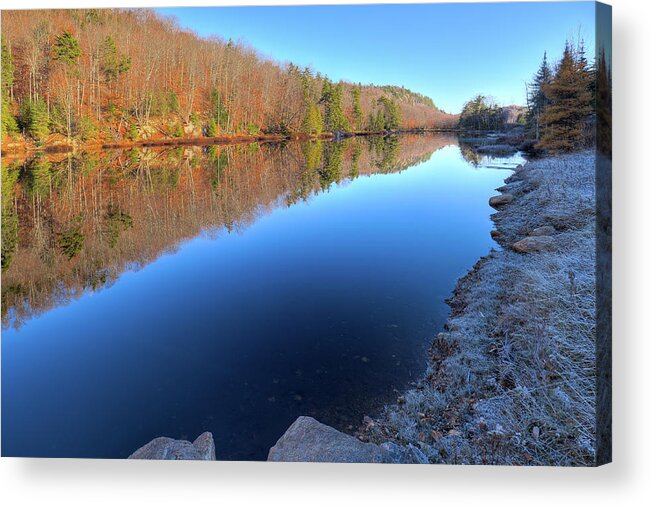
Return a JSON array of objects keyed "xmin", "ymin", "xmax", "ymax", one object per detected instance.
[{"xmin": 363, "ymin": 151, "xmax": 598, "ymax": 466}]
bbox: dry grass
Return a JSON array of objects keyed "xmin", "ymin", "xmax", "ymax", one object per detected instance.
[{"xmin": 366, "ymin": 151, "xmax": 598, "ymax": 466}]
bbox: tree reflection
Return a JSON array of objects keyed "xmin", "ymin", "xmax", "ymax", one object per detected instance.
[{"xmin": 2, "ymin": 134, "xmax": 457, "ymax": 328}]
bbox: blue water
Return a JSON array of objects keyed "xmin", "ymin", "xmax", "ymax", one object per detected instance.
[{"xmin": 2, "ymin": 139, "xmax": 522, "ymax": 460}]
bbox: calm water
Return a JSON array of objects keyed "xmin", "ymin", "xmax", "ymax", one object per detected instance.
[{"xmin": 1, "ymin": 135, "xmax": 523, "ymax": 459}]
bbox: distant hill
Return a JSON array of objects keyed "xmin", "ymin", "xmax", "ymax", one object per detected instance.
[{"xmin": 1, "ymin": 8, "xmax": 457, "ymax": 148}]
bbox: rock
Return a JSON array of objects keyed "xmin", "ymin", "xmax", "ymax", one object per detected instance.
[
  {"xmin": 183, "ymin": 123, "xmax": 201, "ymax": 138},
  {"xmin": 267, "ymin": 416, "xmax": 428, "ymax": 464},
  {"xmin": 530, "ymin": 225, "xmax": 556, "ymax": 236},
  {"xmin": 490, "ymin": 229, "xmax": 501, "ymax": 239},
  {"xmin": 268, "ymin": 416, "xmax": 384, "ymax": 463},
  {"xmin": 379, "ymin": 442, "xmax": 429, "ymax": 464},
  {"xmin": 128, "ymin": 432, "xmax": 216, "ymax": 460},
  {"xmin": 511, "ymin": 235, "xmax": 556, "ymax": 253},
  {"xmin": 489, "ymin": 193, "xmax": 514, "ymax": 207}
]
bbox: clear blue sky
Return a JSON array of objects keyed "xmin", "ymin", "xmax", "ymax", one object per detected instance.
[{"xmin": 156, "ymin": 2, "xmax": 595, "ymax": 114}]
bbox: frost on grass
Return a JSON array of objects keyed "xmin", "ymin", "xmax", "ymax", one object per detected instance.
[{"xmin": 366, "ymin": 151, "xmax": 597, "ymax": 466}]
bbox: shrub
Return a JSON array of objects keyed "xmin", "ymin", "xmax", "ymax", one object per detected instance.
[{"xmin": 126, "ymin": 123, "xmax": 139, "ymax": 141}]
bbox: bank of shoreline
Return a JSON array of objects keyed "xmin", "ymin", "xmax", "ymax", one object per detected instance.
[{"xmin": 354, "ymin": 150, "xmax": 599, "ymax": 466}]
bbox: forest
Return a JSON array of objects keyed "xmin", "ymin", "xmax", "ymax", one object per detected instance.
[{"xmin": 0, "ymin": 9, "xmax": 457, "ymax": 150}]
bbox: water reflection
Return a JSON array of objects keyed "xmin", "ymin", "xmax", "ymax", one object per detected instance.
[
  {"xmin": 2, "ymin": 134, "xmax": 518, "ymax": 460},
  {"xmin": 2, "ymin": 135, "xmax": 454, "ymax": 328}
]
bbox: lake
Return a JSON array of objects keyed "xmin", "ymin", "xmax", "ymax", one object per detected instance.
[{"xmin": 1, "ymin": 134, "xmax": 524, "ymax": 460}]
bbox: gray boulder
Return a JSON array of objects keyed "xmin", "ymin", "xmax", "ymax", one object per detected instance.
[
  {"xmin": 512, "ymin": 235, "xmax": 556, "ymax": 253},
  {"xmin": 128, "ymin": 432, "xmax": 216, "ymax": 460},
  {"xmin": 530, "ymin": 225, "xmax": 556, "ymax": 236},
  {"xmin": 267, "ymin": 416, "xmax": 428, "ymax": 464},
  {"xmin": 489, "ymin": 193, "xmax": 514, "ymax": 208}
]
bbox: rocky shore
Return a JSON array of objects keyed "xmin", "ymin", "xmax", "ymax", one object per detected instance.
[
  {"xmin": 361, "ymin": 150, "xmax": 598, "ymax": 466},
  {"xmin": 130, "ymin": 151, "xmax": 599, "ymax": 464}
]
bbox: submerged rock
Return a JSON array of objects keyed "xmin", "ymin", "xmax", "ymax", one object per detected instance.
[
  {"xmin": 489, "ymin": 193, "xmax": 514, "ymax": 207},
  {"xmin": 475, "ymin": 144, "xmax": 517, "ymax": 156},
  {"xmin": 268, "ymin": 416, "xmax": 428, "ymax": 464},
  {"xmin": 128, "ymin": 432, "xmax": 216, "ymax": 460},
  {"xmin": 511, "ymin": 235, "xmax": 556, "ymax": 253}
]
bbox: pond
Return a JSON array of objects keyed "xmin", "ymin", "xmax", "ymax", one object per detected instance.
[{"xmin": 1, "ymin": 134, "xmax": 524, "ymax": 460}]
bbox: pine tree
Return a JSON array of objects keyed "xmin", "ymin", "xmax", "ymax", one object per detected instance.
[
  {"xmin": 100, "ymin": 36, "xmax": 131, "ymax": 85},
  {"xmin": 526, "ymin": 52, "xmax": 553, "ymax": 139},
  {"xmin": 537, "ymin": 43, "xmax": 594, "ymax": 153},
  {"xmin": 53, "ymin": 30, "xmax": 81, "ymax": 138},
  {"xmin": 302, "ymin": 102, "xmax": 323, "ymax": 135},
  {"xmin": 320, "ymin": 80, "xmax": 350, "ymax": 133},
  {"xmin": 378, "ymin": 96, "xmax": 400, "ymax": 130},
  {"xmin": 351, "ymin": 85, "xmax": 362, "ymax": 131},
  {"xmin": 1, "ymin": 36, "xmax": 18, "ymax": 136},
  {"xmin": 210, "ymin": 89, "xmax": 229, "ymax": 131},
  {"xmin": 20, "ymin": 98, "xmax": 49, "ymax": 140}
]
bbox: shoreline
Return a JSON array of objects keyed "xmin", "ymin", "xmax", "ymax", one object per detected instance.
[{"xmin": 0, "ymin": 128, "xmax": 463, "ymax": 157}]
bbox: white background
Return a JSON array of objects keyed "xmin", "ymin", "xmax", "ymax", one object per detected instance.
[{"xmin": 1, "ymin": 0, "xmax": 649, "ymax": 504}]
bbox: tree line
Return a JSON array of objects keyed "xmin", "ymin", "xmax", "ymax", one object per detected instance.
[
  {"xmin": 456, "ymin": 39, "xmax": 611, "ymax": 155},
  {"xmin": 0, "ymin": 9, "xmax": 456, "ymax": 146}
]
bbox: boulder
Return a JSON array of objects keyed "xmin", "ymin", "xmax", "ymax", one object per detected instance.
[
  {"xmin": 183, "ymin": 123, "xmax": 201, "ymax": 138},
  {"xmin": 511, "ymin": 235, "xmax": 556, "ymax": 253},
  {"xmin": 267, "ymin": 416, "xmax": 428, "ymax": 464},
  {"xmin": 490, "ymin": 229, "xmax": 502, "ymax": 239},
  {"xmin": 128, "ymin": 432, "xmax": 216, "ymax": 460},
  {"xmin": 488, "ymin": 193, "xmax": 514, "ymax": 208},
  {"xmin": 530, "ymin": 225, "xmax": 556, "ymax": 236}
]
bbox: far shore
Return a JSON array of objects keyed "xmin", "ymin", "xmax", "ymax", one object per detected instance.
[{"xmin": 0, "ymin": 128, "xmax": 465, "ymax": 156}]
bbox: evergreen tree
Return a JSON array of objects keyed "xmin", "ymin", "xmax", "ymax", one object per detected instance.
[
  {"xmin": 526, "ymin": 52, "xmax": 553, "ymax": 139},
  {"xmin": 537, "ymin": 43, "xmax": 594, "ymax": 153},
  {"xmin": 320, "ymin": 80, "xmax": 350, "ymax": 133},
  {"xmin": 53, "ymin": 30, "xmax": 81, "ymax": 66},
  {"xmin": 210, "ymin": 89, "xmax": 229, "ymax": 131},
  {"xmin": 458, "ymin": 95, "xmax": 505, "ymax": 130},
  {"xmin": 378, "ymin": 96, "xmax": 400, "ymax": 130},
  {"xmin": 1, "ymin": 36, "xmax": 18, "ymax": 136},
  {"xmin": 351, "ymin": 85, "xmax": 362, "ymax": 131},
  {"xmin": 53, "ymin": 30, "xmax": 81, "ymax": 138},
  {"xmin": 302, "ymin": 102, "xmax": 323, "ymax": 135},
  {"xmin": 100, "ymin": 36, "xmax": 131, "ymax": 85},
  {"xmin": 20, "ymin": 98, "xmax": 49, "ymax": 140}
]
